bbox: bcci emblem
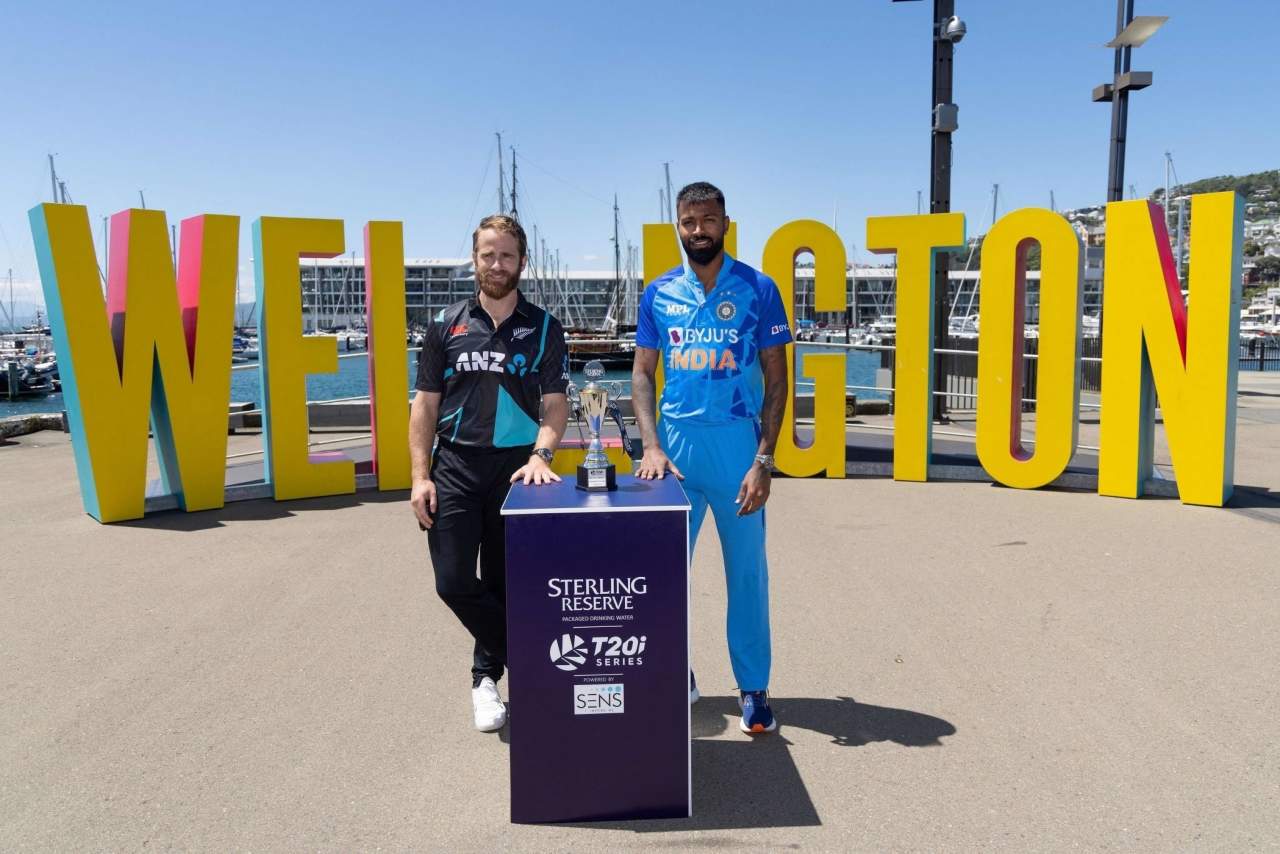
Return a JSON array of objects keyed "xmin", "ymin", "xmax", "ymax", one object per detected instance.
[
  {"xmin": 549, "ymin": 633, "xmax": 588, "ymax": 671},
  {"xmin": 715, "ymin": 300, "xmax": 737, "ymax": 321}
]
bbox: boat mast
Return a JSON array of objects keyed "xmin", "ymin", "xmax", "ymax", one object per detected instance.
[
  {"xmin": 496, "ymin": 133, "xmax": 506, "ymax": 215},
  {"xmin": 611, "ymin": 195, "xmax": 622, "ymax": 330},
  {"xmin": 663, "ymin": 162, "xmax": 674, "ymax": 223},
  {"xmin": 509, "ymin": 147, "xmax": 518, "ymax": 220}
]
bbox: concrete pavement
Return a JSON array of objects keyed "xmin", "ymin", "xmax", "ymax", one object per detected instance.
[{"xmin": 1, "ymin": 379, "xmax": 1278, "ymax": 851}]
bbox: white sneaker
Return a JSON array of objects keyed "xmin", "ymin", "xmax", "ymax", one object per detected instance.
[{"xmin": 471, "ymin": 677, "xmax": 508, "ymax": 732}]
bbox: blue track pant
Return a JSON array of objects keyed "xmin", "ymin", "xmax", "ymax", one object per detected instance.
[{"xmin": 661, "ymin": 417, "xmax": 771, "ymax": 692}]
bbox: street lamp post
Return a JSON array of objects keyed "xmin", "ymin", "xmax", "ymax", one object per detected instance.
[
  {"xmin": 1092, "ymin": 4, "xmax": 1167, "ymax": 331},
  {"xmin": 895, "ymin": 0, "xmax": 965, "ymax": 421}
]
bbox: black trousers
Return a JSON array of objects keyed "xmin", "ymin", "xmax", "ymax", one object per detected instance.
[{"xmin": 426, "ymin": 442, "xmax": 531, "ymax": 686}]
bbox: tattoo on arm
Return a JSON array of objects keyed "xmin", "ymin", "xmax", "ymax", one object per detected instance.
[
  {"xmin": 757, "ymin": 345, "xmax": 788, "ymax": 454},
  {"xmin": 631, "ymin": 348, "xmax": 660, "ymax": 450}
]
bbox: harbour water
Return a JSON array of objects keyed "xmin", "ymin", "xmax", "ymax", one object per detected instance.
[{"xmin": 0, "ymin": 345, "xmax": 887, "ymax": 419}]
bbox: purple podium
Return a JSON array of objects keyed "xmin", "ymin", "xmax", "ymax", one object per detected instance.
[{"xmin": 501, "ymin": 475, "xmax": 691, "ymax": 823}]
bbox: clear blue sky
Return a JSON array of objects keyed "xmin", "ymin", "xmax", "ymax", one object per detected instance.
[{"xmin": 2, "ymin": 0, "xmax": 1274, "ymax": 316}]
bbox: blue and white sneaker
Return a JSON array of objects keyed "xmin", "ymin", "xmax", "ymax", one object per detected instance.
[
  {"xmin": 738, "ymin": 690, "xmax": 777, "ymax": 734},
  {"xmin": 690, "ymin": 671, "xmax": 700, "ymax": 704}
]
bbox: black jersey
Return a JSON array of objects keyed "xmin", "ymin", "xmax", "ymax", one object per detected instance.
[{"xmin": 415, "ymin": 292, "xmax": 569, "ymax": 449}]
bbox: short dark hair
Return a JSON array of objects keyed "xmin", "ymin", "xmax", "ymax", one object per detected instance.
[
  {"xmin": 675, "ymin": 181, "xmax": 725, "ymax": 212},
  {"xmin": 472, "ymin": 214, "xmax": 528, "ymax": 259}
]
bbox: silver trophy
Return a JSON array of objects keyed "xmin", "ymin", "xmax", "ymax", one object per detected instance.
[{"xmin": 575, "ymin": 360, "xmax": 619, "ymax": 491}]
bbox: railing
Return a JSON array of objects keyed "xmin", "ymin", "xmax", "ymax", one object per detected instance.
[
  {"xmin": 1239, "ymin": 339, "xmax": 1280, "ymax": 370},
  {"xmin": 795, "ymin": 337, "xmax": 1105, "ymax": 412},
  {"xmin": 223, "ymin": 334, "xmax": 1278, "ymax": 463}
]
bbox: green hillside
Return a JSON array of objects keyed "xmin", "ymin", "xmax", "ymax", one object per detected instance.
[{"xmin": 1155, "ymin": 169, "xmax": 1280, "ymax": 203}]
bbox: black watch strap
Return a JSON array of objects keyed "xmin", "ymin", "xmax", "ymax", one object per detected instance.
[{"xmin": 532, "ymin": 447, "xmax": 554, "ymax": 463}]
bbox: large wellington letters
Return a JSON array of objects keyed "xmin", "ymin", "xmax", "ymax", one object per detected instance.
[{"xmin": 31, "ymin": 193, "xmax": 1243, "ymax": 522}]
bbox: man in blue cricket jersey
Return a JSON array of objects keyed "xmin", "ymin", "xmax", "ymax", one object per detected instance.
[{"xmin": 631, "ymin": 181, "xmax": 791, "ymax": 734}]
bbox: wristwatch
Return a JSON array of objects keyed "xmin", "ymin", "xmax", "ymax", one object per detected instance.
[
  {"xmin": 753, "ymin": 453, "xmax": 775, "ymax": 470},
  {"xmin": 531, "ymin": 447, "xmax": 555, "ymax": 464}
]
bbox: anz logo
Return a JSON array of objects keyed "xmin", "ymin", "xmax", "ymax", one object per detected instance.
[{"xmin": 454, "ymin": 351, "xmax": 507, "ymax": 373}]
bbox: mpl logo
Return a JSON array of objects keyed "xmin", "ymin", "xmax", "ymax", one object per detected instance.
[
  {"xmin": 665, "ymin": 302, "xmax": 691, "ymax": 317},
  {"xmin": 574, "ymin": 683, "xmax": 624, "ymax": 715},
  {"xmin": 549, "ymin": 633, "xmax": 588, "ymax": 671}
]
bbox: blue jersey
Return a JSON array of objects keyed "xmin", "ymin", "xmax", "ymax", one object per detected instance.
[{"xmin": 636, "ymin": 254, "xmax": 792, "ymax": 424}]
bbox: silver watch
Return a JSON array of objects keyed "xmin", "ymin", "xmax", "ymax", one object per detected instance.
[
  {"xmin": 753, "ymin": 453, "xmax": 775, "ymax": 470},
  {"xmin": 532, "ymin": 447, "xmax": 554, "ymax": 464}
]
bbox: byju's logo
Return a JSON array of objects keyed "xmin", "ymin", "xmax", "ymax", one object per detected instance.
[
  {"xmin": 668, "ymin": 328, "xmax": 682, "ymax": 346},
  {"xmin": 549, "ymin": 633, "xmax": 588, "ymax": 671}
]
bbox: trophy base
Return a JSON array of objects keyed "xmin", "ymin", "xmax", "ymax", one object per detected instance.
[{"xmin": 576, "ymin": 463, "xmax": 617, "ymax": 492}]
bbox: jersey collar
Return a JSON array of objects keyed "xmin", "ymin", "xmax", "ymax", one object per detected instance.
[
  {"xmin": 682, "ymin": 252, "xmax": 736, "ymax": 303},
  {"xmin": 466, "ymin": 289, "xmax": 534, "ymax": 323}
]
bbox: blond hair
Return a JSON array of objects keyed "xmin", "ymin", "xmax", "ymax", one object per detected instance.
[{"xmin": 472, "ymin": 214, "xmax": 528, "ymax": 260}]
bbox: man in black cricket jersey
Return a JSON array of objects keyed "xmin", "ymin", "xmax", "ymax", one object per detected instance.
[{"xmin": 409, "ymin": 214, "xmax": 569, "ymax": 732}]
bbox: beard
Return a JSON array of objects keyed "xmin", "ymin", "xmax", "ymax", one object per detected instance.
[
  {"xmin": 682, "ymin": 234, "xmax": 723, "ymax": 266},
  {"xmin": 478, "ymin": 268, "xmax": 520, "ymax": 300}
]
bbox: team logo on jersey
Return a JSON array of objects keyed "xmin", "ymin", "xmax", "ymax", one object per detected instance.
[
  {"xmin": 506, "ymin": 353, "xmax": 529, "ymax": 376},
  {"xmin": 511, "ymin": 326, "xmax": 536, "ymax": 341},
  {"xmin": 715, "ymin": 300, "xmax": 737, "ymax": 321},
  {"xmin": 454, "ymin": 351, "xmax": 507, "ymax": 373}
]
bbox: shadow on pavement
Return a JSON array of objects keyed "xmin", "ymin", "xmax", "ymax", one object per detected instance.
[
  {"xmin": 692, "ymin": 694, "xmax": 956, "ymax": 748},
  {"xmin": 1228, "ymin": 484, "xmax": 1280, "ymax": 508},
  {"xmin": 571, "ymin": 695, "xmax": 955, "ymax": 834},
  {"xmin": 115, "ymin": 489, "xmax": 408, "ymax": 531}
]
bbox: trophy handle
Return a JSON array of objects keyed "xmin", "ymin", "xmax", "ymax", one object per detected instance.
[
  {"xmin": 606, "ymin": 400, "xmax": 634, "ymax": 457},
  {"xmin": 567, "ymin": 382, "xmax": 587, "ymax": 446}
]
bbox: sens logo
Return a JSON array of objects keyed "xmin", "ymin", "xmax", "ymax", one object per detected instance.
[
  {"xmin": 573, "ymin": 683, "xmax": 624, "ymax": 715},
  {"xmin": 448, "ymin": 324, "xmax": 470, "ymax": 338}
]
